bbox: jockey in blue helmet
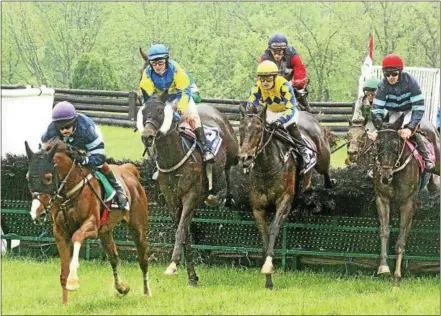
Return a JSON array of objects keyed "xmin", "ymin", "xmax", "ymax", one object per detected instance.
[
  {"xmin": 137, "ymin": 44, "xmax": 214, "ymax": 163},
  {"xmin": 41, "ymin": 101, "xmax": 129, "ymax": 210}
]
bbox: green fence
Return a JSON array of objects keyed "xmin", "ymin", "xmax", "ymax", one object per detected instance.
[{"xmin": 2, "ymin": 155, "xmax": 440, "ymax": 273}]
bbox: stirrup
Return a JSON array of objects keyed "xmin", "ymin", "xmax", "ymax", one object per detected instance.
[{"xmin": 203, "ymin": 150, "xmax": 215, "ymax": 163}]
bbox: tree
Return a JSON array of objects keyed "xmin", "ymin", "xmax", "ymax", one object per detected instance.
[{"xmin": 70, "ymin": 53, "xmax": 121, "ymax": 90}]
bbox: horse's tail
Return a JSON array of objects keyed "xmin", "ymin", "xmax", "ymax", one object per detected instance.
[{"xmin": 122, "ymin": 163, "xmax": 141, "ymax": 179}]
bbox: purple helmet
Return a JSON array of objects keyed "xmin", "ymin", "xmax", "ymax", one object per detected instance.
[{"xmin": 52, "ymin": 101, "xmax": 77, "ymax": 122}]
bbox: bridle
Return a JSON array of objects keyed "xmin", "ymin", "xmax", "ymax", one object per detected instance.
[{"xmin": 375, "ymin": 129, "xmax": 414, "ymax": 174}]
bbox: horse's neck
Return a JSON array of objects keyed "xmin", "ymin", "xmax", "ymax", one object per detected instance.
[
  {"xmin": 55, "ymin": 153, "xmax": 91, "ymax": 193},
  {"xmin": 254, "ymin": 139, "xmax": 284, "ymax": 173},
  {"xmin": 155, "ymin": 131, "xmax": 189, "ymax": 167}
]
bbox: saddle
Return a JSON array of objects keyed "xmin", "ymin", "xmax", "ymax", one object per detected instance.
[
  {"xmin": 178, "ymin": 122, "xmax": 223, "ymax": 156},
  {"xmin": 405, "ymin": 136, "xmax": 436, "ymax": 174}
]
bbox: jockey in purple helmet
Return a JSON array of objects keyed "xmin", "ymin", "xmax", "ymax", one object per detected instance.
[{"xmin": 41, "ymin": 101, "xmax": 129, "ymax": 210}]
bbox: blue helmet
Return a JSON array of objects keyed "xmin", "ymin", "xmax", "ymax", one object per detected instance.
[
  {"xmin": 268, "ymin": 33, "xmax": 288, "ymax": 49},
  {"xmin": 147, "ymin": 44, "xmax": 169, "ymax": 60}
]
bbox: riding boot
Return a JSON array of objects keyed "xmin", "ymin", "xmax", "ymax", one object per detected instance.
[
  {"xmin": 195, "ymin": 127, "xmax": 215, "ymax": 163},
  {"xmin": 286, "ymin": 123, "xmax": 311, "ymax": 172},
  {"xmin": 296, "ymin": 95, "xmax": 312, "ymax": 113},
  {"xmin": 104, "ymin": 170, "xmax": 129, "ymax": 211},
  {"xmin": 413, "ymin": 132, "xmax": 435, "ymax": 173}
]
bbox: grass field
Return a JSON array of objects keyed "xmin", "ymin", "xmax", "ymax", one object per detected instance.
[
  {"xmin": 1, "ymin": 256, "xmax": 439, "ymax": 315},
  {"xmin": 99, "ymin": 125, "xmax": 349, "ymax": 168}
]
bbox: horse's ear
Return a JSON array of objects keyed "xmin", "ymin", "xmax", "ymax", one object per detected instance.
[
  {"xmin": 24, "ymin": 141, "xmax": 34, "ymax": 159},
  {"xmin": 159, "ymin": 90, "xmax": 169, "ymax": 104},
  {"xmin": 140, "ymin": 88, "xmax": 149, "ymax": 105},
  {"xmin": 392, "ymin": 113, "xmax": 405, "ymax": 130},
  {"xmin": 47, "ymin": 144, "xmax": 58, "ymax": 160},
  {"xmin": 139, "ymin": 47, "xmax": 148, "ymax": 61}
]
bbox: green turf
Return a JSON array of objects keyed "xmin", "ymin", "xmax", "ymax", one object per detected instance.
[{"xmin": 1, "ymin": 256, "xmax": 439, "ymax": 315}]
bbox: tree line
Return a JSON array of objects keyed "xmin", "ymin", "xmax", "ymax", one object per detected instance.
[{"xmin": 2, "ymin": 2, "xmax": 439, "ymax": 101}]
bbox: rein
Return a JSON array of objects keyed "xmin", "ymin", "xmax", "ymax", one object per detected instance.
[{"xmin": 376, "ymin": 129, "xmax": 414, "ymax": 174}]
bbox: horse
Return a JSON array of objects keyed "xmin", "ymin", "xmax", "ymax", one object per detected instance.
[
  {"xmin": 372, "ymin": 114, "xmax": 439, "ymax": 285},
  {"xmin": 138, "ymin": 93, "xmax": 239, "ymax": 286},
  {"xmin": 347, "ymin": 118, "xmax": 440, "ymax": 192},
  {"xmin": 238, "ymin": 102, "xmax": 333, "ymax": 289},
  {"xmin": 24, "ymin": 139, "xmax": 151, "ymax": 304}
]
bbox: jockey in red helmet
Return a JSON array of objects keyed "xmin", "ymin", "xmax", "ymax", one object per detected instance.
[
  {"xmin": 42, "ymin": 101, "xmax": 129, "ymax": 210},
  {"xmin": 371, "ymin": 54, "xmax": 435, "ymax": 173},
  {"xmin": 260, "ymin": 33, "xmax": 311, "ymax": 112}
]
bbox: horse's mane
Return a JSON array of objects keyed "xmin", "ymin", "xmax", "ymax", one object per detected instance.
[{"xmin": 41, "ymin": 137, "xmax": 68, "ymax": 152}]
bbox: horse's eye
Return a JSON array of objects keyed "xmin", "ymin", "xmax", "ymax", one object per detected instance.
[{"xmin": 44, "ymin": 173, "xmax": 53, "ymax": 184}]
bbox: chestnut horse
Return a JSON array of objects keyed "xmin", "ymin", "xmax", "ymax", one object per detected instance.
[
  {"xmin": 238, "ymin": 103, "xmax": 332, "ymax": 289},
  {"xmin": 373, "ymin": 114, "xmax": 439, "ymax": 285},
  {"xmin": 138, "ymin": 93, "xmax": 239, "ymax": 286},
  {"xmin": 25, "ymin": 139, "xmax": 151, "ymax": 304}
]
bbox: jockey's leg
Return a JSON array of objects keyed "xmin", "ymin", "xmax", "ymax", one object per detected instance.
[
  {"xmin": 413, "ymin": 132, "xmax": 435, "ymax": 173},
  {"xmin": 101, "ymin": 163, "xmax": 129, "ymax": 211},
  {"xmin": 294, "ymin": 87, "xmax": 312, "ymax": 113},
  {"xmin": 186, "ymin": 98, "xmax": 215, "ymax": 163},
  {"xmin": 285, "ymin": 121, "xmax": 310, "ymax": 173}
]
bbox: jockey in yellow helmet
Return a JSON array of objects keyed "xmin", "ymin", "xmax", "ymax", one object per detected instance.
[{"xmin": 248, "ymin": 60, "xmax": 311, "ymax": 171}]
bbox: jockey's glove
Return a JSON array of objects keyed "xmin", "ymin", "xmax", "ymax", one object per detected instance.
[
  {"xmin": 269, "ymin": 120, "xmax": 283, "ymax": 130},
  {"xmin": 70, "ymin": 151, "xmax": 88, "ymax": 165},
  {"xmin": 173, "ymin": 110, "xmax": 183, "ymax": 121}
]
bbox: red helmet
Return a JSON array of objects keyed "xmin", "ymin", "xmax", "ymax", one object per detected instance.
[{"xmin": 382, "ymin": 54, "xmax": 404, "ymax": 71}]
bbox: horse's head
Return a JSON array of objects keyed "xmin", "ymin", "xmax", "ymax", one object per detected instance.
[
  {"xmin": 238, "ymin": 102, "xmax": 267, "ymax": 173},
  {"xmin": 25, "ymin": 140, "xmax": 59, "ymax": 225},
  {"xmin": 375, "ymin": 114, "xmax": 405, "ymax": 185},
  {"xmin": 346, "ymin": 122, "xmax": 368, "ymax": 164},
  {"xmin": 139, "ymin": 92, "xmax": 174, "ymax": 147}
]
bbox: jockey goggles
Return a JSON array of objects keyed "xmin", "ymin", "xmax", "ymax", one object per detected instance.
[
  {"xmin": 259, "ymin": 76, "xmax": 275, "ymax": 83},
  {"xmin": 383, "ymin": 70, "xmax": 400, "ymax": 78}
]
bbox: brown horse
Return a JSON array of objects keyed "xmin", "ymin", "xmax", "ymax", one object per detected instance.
[
  {"xmin": 347, "ymin": 118, "xmax": 440, "ymax": 192},
  {"xmin": 24, "ymin": 139, "xmax": 151, "ymax": 304},
  {"xmin": 372, "ymin": 114, "xmax": 439, "ymax": 285},
  {"xmin": 139, "ymin": 93, "xmax": 239, "ymax": 286},
  {"xmin": 238, "ymin": 103, "xmax": 332, "ymax": 289}
]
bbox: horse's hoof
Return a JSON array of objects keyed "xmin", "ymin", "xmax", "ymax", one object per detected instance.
[
  {"xmin": 261, "ymin": 265, "xmax": 275, "ymax": 275},
  {"xmin": 66, "ymin": 278, "xmax": 80, "ymax": 291},
  {"xmin": 116, "ymin": 282, "xmax": 130, "ymax": 295},
  {"xmin": 330, "ymin": 178, "xmax": 337, "ymax": 185},
  {"xmin": 164, "ymin": 263, "xmax": 178, "ymax": 275},
  {"xmin": 188, "ymin": 280, "xmax": 198, "ymax": 287},
  {"xmin": 377, "ymin": 265, "xmax": 391, "ymax": 275},
  {"xmin": 224, "ymin": 197, "xmax": 235, "ymax": 208},
  {"xmin": 204, "ymin": 194, "xmax": 218, "ymax": 207}
]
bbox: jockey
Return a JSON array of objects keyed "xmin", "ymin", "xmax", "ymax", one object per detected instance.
[
  {"xmin": 41, "ymin": 101, "xmax": 129, "ymax": 210},
  {"xmin": 371, "ymin": 54, "xmax": 435, "ymax": 173},
  {"xmin": 260, "ymin": 32, "xmax": 311, "ymax": 112},
  {"xmin": 138, "ymin": 44, "xmax": 214, "ymax": 162},
  {"xmin": 352, "ymin": 77, "xmax": 381, "ymax": 136},
  {"xmin": 248, "ymin": 60, "xmax": 310, "ymax": 172}
]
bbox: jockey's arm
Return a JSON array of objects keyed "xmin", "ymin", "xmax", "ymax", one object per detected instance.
[
  {"xmin": 290, "ymin": 54, "xmax": 307, "ymax": 89},
  {"xmin": 41, "ymin": 123, "xmax": 58, "ymax": 143},
  {"xmin": 248, "ymin": 85, "xmax": 262, "ymax": 110},
  {"xmin": 83, "ymin": 126, "xmax": 106, "ymax": 167},
  {"xmin": 279, "ymin": 82, "xmax": 296, "ymax": 124},
  {"xmin": 173, "ymin": 68, "xmax": 191, "ymax": 113},
  {"xmin": 371, "ymin": 87, "xmax": 388, "ymax": 130},
  {"xmin": 407, "ymin": 82, "xmax": 425, "ymax": 130},
  {"xmin": 139, "ymin": 71, "xmax": 155, "ymax": 104}
]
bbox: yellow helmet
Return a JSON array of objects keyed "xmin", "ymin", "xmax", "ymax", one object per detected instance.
[{"xmin": 257, "ymin": 60, "xmax": 279, "ymax": 76}]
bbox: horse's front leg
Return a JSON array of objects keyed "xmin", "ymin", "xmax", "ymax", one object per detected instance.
[
  {"xmin": 394, "ymin": 198, "xmax": 417, "ymax": 286},
  {"xmin": 164, "ymin": 193, "xmax": 199, "ymax": 278},
  {"xmin": 375, "ymin": 195, "xmax": 391, "ymax": 275},
  {"xmin": 66, "ymin": 217, "xmax": 98, "ymax": 291},
  {"xmin": 261, "ymin": 194, "xmax": 292, "ymax": 277},
  {"xmin": 54, "ymin": 231, "xmax": 72, "ymax": 304},
  {"xmin": 224, "ymin": 166, "xmax": 235, "ymax": 208}
]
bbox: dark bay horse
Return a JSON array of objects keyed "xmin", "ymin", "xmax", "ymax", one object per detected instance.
[
  {"xmin": 25, "ymin": 139, "xmax": 151, "ymax": 304},
  {"xmin": 238, "ymin": 103, "xmax": 332, "ymax": 289},
  {"xmin": 138, "ymin": 93, "xmax": 239, "ymax": 286},
  {"xmin": 373, "ymin": 115, "xmax": 439, "ymax": 285},
  {"xmin": 347, "ymin": 118, "xmax": 440, "ymax": 191}
]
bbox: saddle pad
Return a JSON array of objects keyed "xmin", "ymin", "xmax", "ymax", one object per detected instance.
[
  {"xmin": 405, "ymin": 138, "xmax": 435, "ymax": 174},
  {"xmin": 179, "ymin": 123, "xmax": 223, "ymax": 156},
  {"xmin": 94, "ymin": 171, "xmax": 116, "ymax": 203},
  {"xmin": 302, "ymin": 135, "xmax": 317, "ymax": 173}
]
